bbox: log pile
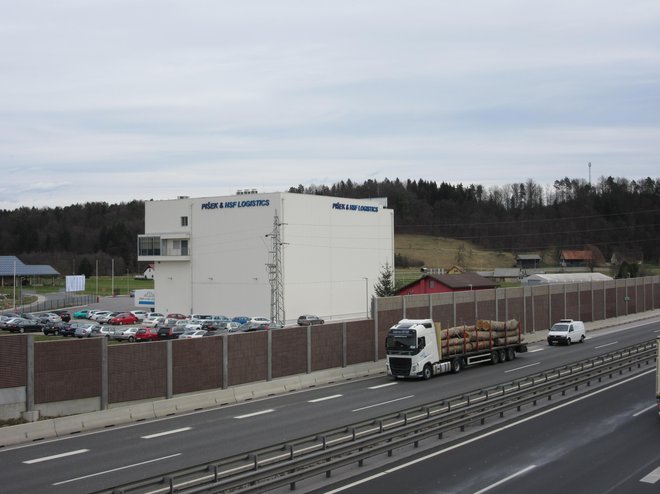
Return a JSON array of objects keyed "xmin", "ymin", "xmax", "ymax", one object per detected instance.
[{"xmin": 439, "ymin": 319, "xmax": 523, "ymax": 355}]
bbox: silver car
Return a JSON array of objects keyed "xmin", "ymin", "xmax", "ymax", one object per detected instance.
[{"xmin": 75, "ymin": 323, "xmax": 103, "ymax": 338}]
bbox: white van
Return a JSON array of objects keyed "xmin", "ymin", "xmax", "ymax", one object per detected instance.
[{"xmin": 547, "ymin": 319, "xmax": 586, "ymax": 346}]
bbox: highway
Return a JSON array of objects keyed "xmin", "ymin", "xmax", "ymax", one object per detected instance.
[{"xmin": 1, "ymin": 316, "xmax": 659, "ymax": 493}]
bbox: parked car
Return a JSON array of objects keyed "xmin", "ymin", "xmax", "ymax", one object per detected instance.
[
  {"xmin": 97, "ymin": 311, "xmax": 121, "ymax": 324},
  {"xmin": 179, "ymin": 330, "xmax": 207, "ymax": 339},
  {"xmin": 157, "ymin": 325, "xmax": 187, "ymax": 340},
  {"xmin": 37, "ymin": 312, "xmax": 62, "ymax": 324},
  {"xmin": 52, "ymin": 310, "xmax": 71, "ymax": 322},
  {"xmin": 297, "ymin": 314, "xmax": 325, "ymax": 326},
  {"xmin": 43, "ymin": 321, "xmax": 72, "ymax": 336},
  {"xmin": 248, "ymin": 316, "xmax": 270, "ymax": 324},
  {"xmin": 7, "ymin": 317, "xmax": 45, "ymax": 333},
  {"xmin": 142, "ymin": 316, "xmax": 165, "ymax": 328},
  {"xmin": 75, "ymin": 323, "xmax": 103, "ymax": 338},
  {"xmin": 73, "ymin": 309, "xmax": 90, "ymax": 319},
  {"xmin": 109, "ymin": 312, "xmax": 139, "ymax": 325},
  {"xmin": 237, "ymin": 321, "xmax": 270, "ymax": 332},
  {"xmin": 60, "ymin": 321, "xmax": 81, "ymax": 337},
  {"xmin": 135, "ymin": 327, "xmax": 160, "ymax": 342},
  {"xmin": 111, "ymin": 326, "xmax": 139, "ymax": 342},
  {"xmin": 167, "ymin": 313, "xmax": 187, "ymax": 320},
  {"xmin": 130, "ymin": 310, "xmax": 150, "ymax": 321},
  {"xmin": 232, "ymin": 316, "xmax": 250, "ymax": 324},
  {"xmin": 90, "ymin": 310, "xmax": 112, "ymax": 321}
]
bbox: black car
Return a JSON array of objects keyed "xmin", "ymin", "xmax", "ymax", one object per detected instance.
[
  {"xmin": 7, "ymin": 318, "xmax": 44, "ymax": 333},
  {"xmin": 43, "ymin": 321, "xmax": 72, "ymax": 336},
  {"xmin": 52, "ymin": 310, "xmax": 72, "ymax": 322},
  {"xmin": 157, "ymin": 325, "xmax": 186, "ymax": 340}
]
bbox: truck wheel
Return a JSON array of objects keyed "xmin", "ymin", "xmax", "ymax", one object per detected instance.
[
  {"xmin": 422, "ymin": 365, "xmax": 433, "ymax": 380},
  {"xmin": 498, "ymin": 349, "xmax": 506, "ymax": 363},
  {"xmin": 491, "ymin": 351, "xmax": 500, "ymax": 364},
  {"xmin": 451, "ymin": 358, "xmax": 462, "ymax": 374},
  {"xmin": 506, "ymin": 348, "xmax": 515, "ymax": 361}
]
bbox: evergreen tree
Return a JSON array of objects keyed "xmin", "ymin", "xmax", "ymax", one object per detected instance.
[{"xmin": 374, "ymin": 261, "xmax": 396, "ymax": 297}]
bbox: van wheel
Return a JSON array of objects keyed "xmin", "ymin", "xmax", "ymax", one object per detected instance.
[
  {"xmin": 451, "ymin": 358, "xmax": 462, "ymax": 374},
  {"xmin": 566, "ymin": 338, "xmax": 571, "ymax": 345},
  {"xmin": 422, "ymin": 365, "xmax": 433, "ymax": 380},
  {"xmin": 491, "ymin": 351, "xmax": 500, "ymax": 364},
  {"xmin": 506, "ymin": 348, "xmax": 515, "ymax": 361},
  {"xmin": 580, "ymin": 335, "xmax": 585, "ymax": 343}
]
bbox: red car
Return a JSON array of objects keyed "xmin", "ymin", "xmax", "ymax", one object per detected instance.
[
  {"xmin": 109, "ymin": 312, "xmax": 139, "ymax": 325},
  {"xmin": 167, "ymin": 313, "xmax": 187, "ymax": 320},
  {"xmin": 135, "ymin": 327, "xmax": 160, "ymax": 342}
]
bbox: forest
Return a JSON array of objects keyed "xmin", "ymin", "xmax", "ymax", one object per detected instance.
[{"xmin": 0, "ymin": 176, "xmax": 658, "ymax": 276}]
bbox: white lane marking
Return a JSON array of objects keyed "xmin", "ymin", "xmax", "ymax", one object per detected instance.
[
  {"xmin": 633, "ymin": 404, "xmax": 657, "ymax": 417},
  {"xmin": 352, "ymin": 395, "xmax": 414, "ymax": 412},
  {"xmin": 505, "ymin": 362, "xmax": 540, "ymax": 373},
  {"xmin": 368, "ymin": 382, "xmax": 398, "ymax": 389},
  {"xmin": 235, "ymin": 409, "xmax": 274, "ymax": 419},
  {"xmin": 473, "ymin": 465, "xmax": 537, "ymax": 494},
  {"xmin": 527, "ymin": 348, "xmax": 544, "ymax": 353},
  {"xmin": 641, "ymin": 466, "xmax": 660, "ymax": 484},
  {"xmin": 52, "ymin": 453, "xmax": 181, "ymax": 485},
  {"xmin": 141, "ymin": 427, "xmax": 191, "ymax": 439},
  {"xmin": 325, "ymin": 369, "xmax": 654, "ymax": 493},
  {"xmin": 23, "ymin": 449, "xmax": 89, "ymax": 464},
  {"xmin": 595, "ymin": 341, "xmax": 618, "ymax": 349},
  {"xmin": 308, "ymin": 394, "xmax": 342, "ymax": 403}
]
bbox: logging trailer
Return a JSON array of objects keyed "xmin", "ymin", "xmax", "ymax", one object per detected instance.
[{"xmin": 385, "ymin": 318, "xmax": 527, "ymax": 380}]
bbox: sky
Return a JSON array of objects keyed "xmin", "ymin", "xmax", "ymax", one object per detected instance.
[{"xmin": 1, "ymin": 1, "xmax": 659, "ymax": 210}]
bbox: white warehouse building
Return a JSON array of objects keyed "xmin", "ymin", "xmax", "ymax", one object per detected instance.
[{"xmin": 138, "ymin": 192, "xmax": 394, "ymax": 324}]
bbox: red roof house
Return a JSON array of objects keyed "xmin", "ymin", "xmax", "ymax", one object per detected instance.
[{"xmin": 396, "ymin": 273, "xmax": 497, "ymax": 296}]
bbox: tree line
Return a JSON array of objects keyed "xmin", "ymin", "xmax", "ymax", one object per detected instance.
[{"xmin": 0, "ymin": 176, "xmax": 658, "ymax": 277}]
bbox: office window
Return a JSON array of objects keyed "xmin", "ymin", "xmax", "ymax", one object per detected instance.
[{"xmin": 181, "ymin": 216, "xmax": 188, "ymax": 227}]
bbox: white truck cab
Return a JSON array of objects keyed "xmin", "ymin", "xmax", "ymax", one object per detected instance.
[{"xmin": 547, "ymin": 319, "xmax": 585, "ymax": 346}]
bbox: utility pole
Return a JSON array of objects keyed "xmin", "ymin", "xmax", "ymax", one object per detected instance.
[{"xmin": 266, "ymin": 210, "xmax": 286, "ymax": 327}]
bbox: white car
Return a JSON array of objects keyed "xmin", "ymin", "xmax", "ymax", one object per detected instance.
[
  {"xmin": 130, "ymin": 310, "xmax": 150, "ymax": 321},
  {"xmin": 248, "ymin": 317, "xmax": 271, "ymax": 324},
  {"xmin": 38, "ymin": 312, "xmax": 62, "ymax": 323},
  {"xmin": 90, "ymin": 311, "xmax": 112, "ymax": 321},
  {"xmin": 142, "ymin": 316, "xmax": 165, "ymax": 327},
  {"xmin": 179, "ymin": 330, "xmax": 207, "ymax": 339}
]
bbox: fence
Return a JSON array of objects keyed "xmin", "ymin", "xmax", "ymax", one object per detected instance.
[{"xmin": 0, "ymin": 276, "xmax": 658, "ymax": 420}]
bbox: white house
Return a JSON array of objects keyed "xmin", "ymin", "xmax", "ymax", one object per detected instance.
[{"xmin": 138, "ymin": 192, "xmax": 394, "ymax": 324}]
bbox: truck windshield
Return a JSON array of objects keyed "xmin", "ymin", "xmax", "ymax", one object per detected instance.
[{"xmin": 386, "ymin": 329, "xmax": 419, "ymax": 355}]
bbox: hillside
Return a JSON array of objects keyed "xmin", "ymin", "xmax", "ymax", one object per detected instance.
[{"xmin": 395, "ymin": 234, "xmax": 516, "ymax": 271}]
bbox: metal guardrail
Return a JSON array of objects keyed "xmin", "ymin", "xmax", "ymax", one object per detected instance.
[
  {"xmin": 1, "ymin": 294, "xmax": 95, "ymax": 315},
  {"xmin": 100, "ymin": 340, "xmax": 657, "ymax": 494}
]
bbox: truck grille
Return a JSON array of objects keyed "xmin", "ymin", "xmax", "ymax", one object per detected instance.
[{"xmin": 389, "ymin": 357, "xmax": 411, "ymax": 375}]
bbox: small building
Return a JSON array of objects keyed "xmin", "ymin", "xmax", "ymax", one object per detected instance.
[
  {"xmin": 397, "ymin": 272, "xmax": 497, "ymax": 295},
  {"xmin": 0, "ymin": 256, "xmax": 60, "ymax": 286},
  {"xmin": 143, "ymin": 264, "xmax": 155, "ymax": 280},
  {"xmin": 516, "ymin": 254, "xmax": 541, "ymax": 269},
  {"xmin": 522, "ymin": 272, "xmax": 612, "ymax": 286},
  {"xmin": 560, "ymin": 250, "xmax": 593, "ymax": 268}
]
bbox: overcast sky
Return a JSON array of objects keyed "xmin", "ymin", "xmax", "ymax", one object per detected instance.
[{"xmin": 2, "ymin": 1, "xmax": 659, "ymax": 210}]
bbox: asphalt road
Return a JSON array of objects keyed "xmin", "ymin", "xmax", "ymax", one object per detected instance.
[
  {"xmin": 328, "ymin": 369, "xmax": 659, "ymax": 494},
  {"xmin": 1, "ymin": 316, "xmax": 658, "ymax": 493}
]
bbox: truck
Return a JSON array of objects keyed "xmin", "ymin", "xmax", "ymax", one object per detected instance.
[
  {"xmin": 385, "ymin": 318, "xmax": 527, "ymax": 379},
  {"xmin": 656, "ymin": 338, "xmax": 660, "ymax": 416}
]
